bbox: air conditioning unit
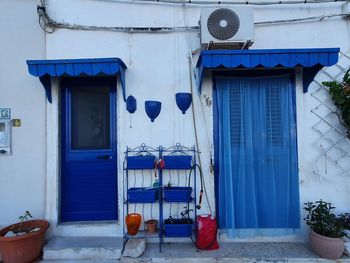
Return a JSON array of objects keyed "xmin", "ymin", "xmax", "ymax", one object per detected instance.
[{"xmin": 200, "ymin": 7, "xmax": 254, "ymax": 49}]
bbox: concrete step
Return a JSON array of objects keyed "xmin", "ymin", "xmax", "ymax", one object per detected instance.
[
  {"xmin": 134, "ymin": 242, "xmax": 350, "ymax": 263},
  {"xmin": 43, "ymin": 237, "xmax": 123, "ymax": 261},
  {"xmin": 40, "ymin": 240, "xmax": 350, "ymax": 263}
]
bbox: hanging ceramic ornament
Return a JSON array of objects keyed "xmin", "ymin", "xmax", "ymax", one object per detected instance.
[
  {"xmin": 126, "ymin": 95, "xmax": 137, "ymax": 128},
  {"xmin": 145, "ymin": 101, "xmax": 161, "ymax": 122},
  {"xmin": 175, "ymin": 92, "xmax": 192, "ymax": 114},
  {"xmin": 126, "ymin": 95, "xmax": 137, "ymax": 114}
]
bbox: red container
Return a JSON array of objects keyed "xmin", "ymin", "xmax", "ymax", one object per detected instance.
[
  {"xmin": 0, "ymin": 220, "xmax": 49, "ymax": 263},
  {"xmin": 125, "ymin": 213, "xmax": 141, "ymax": 236},
  {"xmin": 196, "ymin": 215, "xmax": 219, "ymax": 250}
]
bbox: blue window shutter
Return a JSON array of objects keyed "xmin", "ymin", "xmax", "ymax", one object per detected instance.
[
  {"xmin": 229, "ymin": 87, "xmax": 241, "ymax": 145},
  {"xmin": 266, "ymin": 86, "xmax": 283, "ymax": 146}
]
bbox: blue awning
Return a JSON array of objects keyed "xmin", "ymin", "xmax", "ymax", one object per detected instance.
[
  {"xmin": 27, "ymin": 58, "xmax": 127, "ymax": 103},
  {"xmin": 196, "ymin": 48, "xmax": 340, "ymax": 93}
]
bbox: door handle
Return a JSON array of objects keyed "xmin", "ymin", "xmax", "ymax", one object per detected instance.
[{"xmin": 97, "ymin": 155, "xmax": 112, "ymax": 160}]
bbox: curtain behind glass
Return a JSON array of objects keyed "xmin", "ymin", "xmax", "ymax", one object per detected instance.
[{"xmin": 216, "ymin": 75, "xmax": 300, "ymax": 238}]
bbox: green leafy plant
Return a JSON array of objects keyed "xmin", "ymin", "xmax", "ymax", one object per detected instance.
[
  {"xmin": 165, "ymin": 207, "xmax": 194, "ymax": 225},
  {"xmin": 180, "ymin": 207, "xmax": 193, "ymax": 219},
  {"xmin": 304, "ymin": 200, "xmax": 346, "ymax": 238},
  {"xmin": 337, "ymin": 213, "xmax": 350, "ymax": 230},
  {"xmin": 323, "ymin": 68, "xmax": 350, "ymax": 138},
  {"xmin": 15, "ymin": 211, "xmax": 33, "ymax": 234},
  {"xmin": 18, "ymin": 211, "xmax": 33, "ymax": 223}
]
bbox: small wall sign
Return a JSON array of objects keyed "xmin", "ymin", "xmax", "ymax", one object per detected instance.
[
  {"xmin": 0, "ymin": 108, "xmax": 10, "ymax": 119},
  {"xmin": 12, "ymin": 119, "xmax": 21, "ymax": 127}
]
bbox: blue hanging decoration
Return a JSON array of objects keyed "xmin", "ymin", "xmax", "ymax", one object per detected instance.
[
  {"xmin": 175, "ymin": 92, "xmax": 192, "ymax": 114},
  {"xmin": 145, "ymin": 101, "xmax": 161, "ymax": 122},
  {"xmin": 126, "ymin": 95, "xmax": 137, "ymax": 113}
]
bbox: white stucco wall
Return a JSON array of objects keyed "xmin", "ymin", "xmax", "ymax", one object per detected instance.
[
  {"xmin": 0, "ymin": 0, "xmax": 46, "ymax": 226},
  {"xmin": 1, "ymin": 0, "xmax": 350, "ymax": 241}
]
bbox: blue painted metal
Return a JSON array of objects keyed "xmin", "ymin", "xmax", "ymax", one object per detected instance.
[
  {"xmin": 39, "ymin": 75, "xmax": 52, "ymax": 103},
  {"xmin": 127, "ymin": 187, "xmax": 159, "ymax": 203},
  {"xmin": 196, "ymin": 48, "xmax": 340, "ymax": 93},
  {"xmin": 163, "ymin": 187, "xmax": 192, "ymax": 202},
  {"xmin": 26, "ymin": 58, "xmax": 127, "ymax": 102},
  {"xmin": 160, "ymin": 144, "xmax": 197, "ymax": 243},
  {"xmin": 145, "ymin": 101, "xmax": 161, "ymax": 122},
  {"xmin": 61, "ymin": 77, "xmax": 117, "ymax": 222},
  {"xmin": 123, "ymin": 144, "xmax": 162, "ymax": 251},
  {"xmin": 164, "ymin": 223, "xmax": 193, "ymax": 237},
  {"xmin": 126, "ymin": 95, "xmax": 137, "ymax": 113},
  {"xmin": 158, "ymin": 147, "xmax": 163, "ymax": 252},
  {"xmin": 175, "ymin": 93, "xmax": 192, "ymax": 114},
  {"xmin": 126, "ymin": 155, "xmax": 156, "ymax": 169},
  {"xmin": 163, "ymin": 155, "xmax": 192, "ymax": 169},
  {"xmin": 123, "ymin": 144, "xmax": 197, "ymax": 250}
]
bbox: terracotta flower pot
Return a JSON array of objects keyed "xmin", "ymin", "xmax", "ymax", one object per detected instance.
[
  {"xmin": 309, "ymin": 229, "xmax": 344, "ymax": 259},
  {"xmin": 0, "ymin": 219, "xmax": 49, "ymax": 263},
  {"xmin": 145, "ymin": 219, "xmax": 158, "ymax": 233},
  {"xmin": 125, "ymin": 213, "xmax": 141, "ymax": 236}
]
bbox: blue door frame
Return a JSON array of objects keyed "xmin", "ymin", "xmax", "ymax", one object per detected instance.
[{"xmin": 61, "ymin": 77, "xmax": 118, "ymax": 222}]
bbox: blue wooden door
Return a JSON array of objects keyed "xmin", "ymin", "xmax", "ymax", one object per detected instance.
[{"xmin": 61, "ymin": 77, "xmax": 117, "ymax": 222}]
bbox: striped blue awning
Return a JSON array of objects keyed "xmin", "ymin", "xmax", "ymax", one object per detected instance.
[
  {"xmin": 196, "ymin": 48, "xmax": 340, "ymax": 93},
  {"xmin": 27, "ymin": 58, "xmax": 127, "ymax": 103}
]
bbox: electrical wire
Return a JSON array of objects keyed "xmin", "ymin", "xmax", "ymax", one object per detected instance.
[
  {"xmin": 183, "ymin": 4, "xmax": 213, "ymax": 215},
  {"xmin": 183, "ymin": 4, "xmax": 214, "ymax": 172},
  {"xmin": 38, "ymin": 0, "xmax": 349, "ymax": 33},
  {"xmin": 256, "ymin": 13, "xmax": 349, "ymax": 25},
  {"xmin": 187, "ymin": 55, "xmax": 213, "ymax": 215},
  {"xmin": 90, "ymin": 0, "xmax": 347, "ymax": 5}
]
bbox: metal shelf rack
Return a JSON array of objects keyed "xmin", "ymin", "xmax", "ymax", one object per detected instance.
[
  {"xmin": 123, "ymin": 143, "xmax": 198, "ymax": 252},
  {"xmin": 123, "ymin": 144, "xmax": 162, "ymax": 251}
]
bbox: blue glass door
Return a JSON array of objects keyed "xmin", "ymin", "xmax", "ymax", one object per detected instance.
[{"xmin": 61, "ymin": 77, "xmax": 117, "ymax": 222}]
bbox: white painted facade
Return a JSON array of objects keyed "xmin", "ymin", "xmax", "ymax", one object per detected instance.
[
  {"xmin": 0, "ymin": 0, "xmax": 46, "ymax": 226},
  {"xmin": 0, "ymin": 0, "xmax": 350, "ymax": 242}
]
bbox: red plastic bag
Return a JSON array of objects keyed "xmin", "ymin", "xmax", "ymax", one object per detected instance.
[{"xmin": 196, "ymin": 215, "xmax": 219, "ymax": 250}]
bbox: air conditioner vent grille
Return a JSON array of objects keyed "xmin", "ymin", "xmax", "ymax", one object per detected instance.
[{"xmin": 207, "ymin": 8, "xmax": 240, "ymax": 40}]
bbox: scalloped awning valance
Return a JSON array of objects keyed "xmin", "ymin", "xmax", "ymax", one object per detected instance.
[
  {"xmin": 196, "ymin": 48, "xmax": 340, "ymax": 93},
  {"xmin": 27, "ymin": 58, "xmax": 127, "ymax": 103}
]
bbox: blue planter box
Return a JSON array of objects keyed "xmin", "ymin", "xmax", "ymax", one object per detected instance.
[
  {"xmin": 163, "ymin": 155, "xmax": 192, "ymax": 169},
  {"xmin": 126, "ymin": 155, "xmax": 156, "ymax": 169},
  {"xmin": 163, "ymin": 187, "xmax": 192, "ymax": 202},
  {"xmin": 164, "ymin": 223, "xmax": 193, "ymax": 237},
  {"xmin": 127, "ymin": 187, "xmax": 159, "ymax": 203}
]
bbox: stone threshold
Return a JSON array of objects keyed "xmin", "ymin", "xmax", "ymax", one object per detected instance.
[{"xmin": 40, "ymin": 237, "xmax": 350, "ymax": 263}]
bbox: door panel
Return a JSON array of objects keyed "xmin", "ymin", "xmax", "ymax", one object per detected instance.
[{"xmin": 61, "ymin": 77, "xmax": 117, "ymax": 222}]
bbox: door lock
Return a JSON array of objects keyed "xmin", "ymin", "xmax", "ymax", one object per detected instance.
[{"xmin": 97, "ymin": 155, "xmax": 112, "ymax": 160}]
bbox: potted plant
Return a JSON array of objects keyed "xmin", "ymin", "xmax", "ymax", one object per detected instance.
[
  {"xmin": 304, "ymin": 200, "xmax": 346, "ymax": 259},
  {"xmin": 164, "ymin": 208, "xmax": 193, "ymax": 237},
  {"xmin": 0, "ymin": 211, "xmax": 50, "ymax": 263},
  {"xmin": 337, "ymin": 213, "xmax": 350, "ymax": 255},
  {"xmin": 322, "ymin": 68, "xmax": 350, "ymax": 138},
  {"xmin": 145, "ymin": 219, "xmax": 158, "ymax": 233}
]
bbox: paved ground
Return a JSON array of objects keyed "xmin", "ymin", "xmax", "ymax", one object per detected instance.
[{"xmin": 40, "ymin": 241, "xmax": 350, "ymax": 262}]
